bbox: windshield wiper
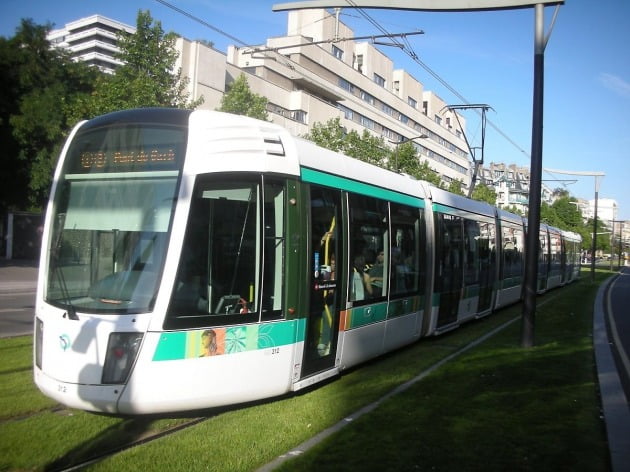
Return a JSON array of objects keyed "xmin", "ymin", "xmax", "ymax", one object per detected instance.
[{"xmin": 52, "ymin": 215, "xmax": 79, "ymax": 321}]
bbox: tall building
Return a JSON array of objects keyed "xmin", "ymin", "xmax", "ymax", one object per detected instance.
[
  {"xmin": 47, "ymin": 10, "xmax": 471, "ymax": 186},
  {"xmin": 47, "ymin": 15, "xmax": 135, "ymax": 74},
  {"xmin": 180, "ymin": 9, "xmax": 472, "ymax": 187}
]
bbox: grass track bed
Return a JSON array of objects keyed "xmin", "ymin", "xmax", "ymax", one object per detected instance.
[{"xmin": 0, "ymin": 270, "xmax": 611, "ymax": 471}]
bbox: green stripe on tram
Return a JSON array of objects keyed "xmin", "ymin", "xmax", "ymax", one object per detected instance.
[
  {"xmin": 301, "ymin": 167, "xmax": 424, "ymax": 208},
  {"xmin": 153, "ymin": 319, "xmax": 305, "ymax": 361}
]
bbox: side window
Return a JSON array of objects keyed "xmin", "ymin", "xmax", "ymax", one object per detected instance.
[
  {"xmin": 479, "ymin": 222, "xmax": 496, "ymax": 276},
  {"xmin": 262, "ymin": 180, "xmax": 285, "ymax": 321},
  {"xmin": 390, "ymin": 203, "xmax": 422, "ymax": 297},
  {"xmin": 435, "ymin": 213, "xmax": 463, "ymax": 291},
  {"xmin": 501, "ymin": 223, "xmax": 522, "ymax": 279},
  {"xmin": 165, "ymin": 176, "xmax": 285, "ymax": 329},
  {"xmin": 464, "ymin": 219, "xmax": 480, "ymax": 286},
  {"xmin": 348, "ymin": 194, "xmax": 389, "ymax": 302}
]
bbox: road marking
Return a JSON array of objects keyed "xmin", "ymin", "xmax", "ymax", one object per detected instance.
[{"xmin": 0, "ymin": 308, "xmax": 29, "ymax": 313}]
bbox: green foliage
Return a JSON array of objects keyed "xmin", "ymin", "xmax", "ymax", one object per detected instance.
[
  {"xmin": 1, "ymin": 19, "xmax": 99, "ymax": 210},
  {"xmin": 1, "ymin": 11, "xmax": 203, "ymax": 211},
  {"xmin": 503, "ymin": 204, "xmax": 524, "ymax": 216},
  {"xmin": 302, "ymin": 117, "xmax": 345, "ymax": 152},
  {"xmin": 389, "ymin": 141, "xmax": 441, "ymax": 186},
  {"xmin": 343, "ymin": 129, "xmax": 386, "ymax": 167},
  {"xmin": 471, "ymin": 183, "xmax": 497, "ymax": 205},
  {"xmin": 447, "ymin": 179, "xmax": 465, "ymax": 196},
  {"xmin": 303, "ymin": 120, "xmax": 442, "ymax": 185},
  {"xmin": 217, "ymin": 74, "xmax": 268, "ymax": 120},
  {"xmin": 75, "ymin": 10, "xmax": 202, "ymax": 119}
]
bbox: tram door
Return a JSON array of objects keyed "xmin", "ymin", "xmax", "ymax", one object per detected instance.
[
  {"xmin": 302, "ymin": 185, "xmax": 342, "ymax": 376},
  {"xmin": 436, "ymin": 213, "xmax": 463, "ymax": 328}
]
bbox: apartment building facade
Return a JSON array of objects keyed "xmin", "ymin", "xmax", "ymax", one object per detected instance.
[
  {"xmin": 48, "ymin": 10, "xmax": 472, "ymax": 186},
  {"xmin": 476, "ymin": 162, "xmax": 554, "ymax": 213},
  {"xmin": 222, "ymin": 9, "xmax": 472, "ymax": 187}
]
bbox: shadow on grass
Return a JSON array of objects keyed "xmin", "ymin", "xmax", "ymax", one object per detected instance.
[{"xmin": 44, "ymin": 417, "xmax": 155, "ymax": 471}]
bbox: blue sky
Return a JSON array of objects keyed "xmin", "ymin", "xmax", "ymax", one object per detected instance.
[{"xmin": 2, "ymin": 1, "xmax": 629, "ymax": 219}]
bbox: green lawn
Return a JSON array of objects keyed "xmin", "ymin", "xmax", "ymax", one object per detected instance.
[{"xmin": 0, "ymin": 270, "xmax": 611, "ymax": 471}]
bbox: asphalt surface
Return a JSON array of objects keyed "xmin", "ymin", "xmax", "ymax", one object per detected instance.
[
  {"xmin": 1, "ymin": 258, "xmax": 629, "ymax": 470},
  {"xmin": 0, "ymin": 258, "xmax": 38, "ymax": 338}
]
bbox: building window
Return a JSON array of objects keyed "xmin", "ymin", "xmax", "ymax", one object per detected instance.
[
  {"xmin": 434, "ymin": 115, "xmax": 442, "ymax": 126},
  {"xmin": 422, "ymin": 101, "xmax": 428, "ymax": 115},
  {"xmin": 355, "ymin": 54, "xmax": 363, "ymax": 73},
  {"xmin": 339, "ymin": 78, "xmax": 354, "ymax": 93},
  {"xmin": 360, "ymin": 115, "xmax": 375, "ymax": 130},
  {"xmin": 408, "ymin": 97, "xmax": 417, "ymax": 109},
  {"xmin": 381, "ymin": 103, "xmax": 394, "ymax": 116},
  {"xmin": 290, "ymin": 110, "xmax": 307, "ymax": 123},
  {"xmin": 338, "ymin": 104, "xmax": 354, "ymax": 120},
  {"xmin": 399, "ymin": 113, "xmax": 409, "ymax": 125},
  {"xmin": 361, "ymin": 91, "xmax": 375, "ymax": 105},
  {"xmin": 381, "ymin": 127, "xmax": 395, "ymax": 140},
  {"xmin": 374, "ymin": 73, "xmax": 385, "ymax": 87},
  {"xmin": 332, "ymin": 45, "xmax": 343, "ymax": 60}
]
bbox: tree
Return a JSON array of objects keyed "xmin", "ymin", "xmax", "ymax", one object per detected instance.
[
  {"xmin": 551, "ymin": 197, "xmax": 582, "ymax": 230},
  {"xmin": 302, "ymin": 117, "xmax": 345, "ymax": 152},
  {"xmin": 343, "ymin": 129, "xmax": 386, "ymax": 167},
  {"xmin": 73, "ymin": 10, "xmax": 201, "ymax": 120},
  {"xmin": 415, "ymin": 161, "xmax": 443, "ymax": 187},
  {"xmin": 217, "ymin": 74, "xmax": 268, "ymax": 120},
  {"xmin": 388, "ymin": 141, "xmax": 441, "ymax": 186},
  {"xmin": 447, "ymin": 179, "xmax": 465, "ymax": 196},
  {"xmin": 470, "ymin": 183, "xmax": 497, "ymax": 205},
  {"xmin": 1, "ymin": 19, "xmax": 98, "ymax": 210}
]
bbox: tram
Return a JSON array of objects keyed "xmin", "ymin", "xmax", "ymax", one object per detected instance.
[{"xmin": 34, "ymin": 108, "xmax": 580, "ymax": 414}]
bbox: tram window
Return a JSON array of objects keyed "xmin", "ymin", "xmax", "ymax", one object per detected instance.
[
  {"xmin": 478, "ymin": 222, "xmax": 496, "ymax": 274},
  {"xmin": 435, "ymin": 213, "xmax": 463, "ymax": 292},
  {"xmin": 390, "ymin": 203, "xmax": 422, "ymax": 296},
  {"xmin": 166, "ymin": 176, "xmax": 285, "ymax": 328},
  {"xmin": 348, "ymin": 194, "xmax": 389, "ymax": 302},
  {"xmin": 261, "ymin": 180, "xmax": 285, "ymax": 321},
  {"xmin": 501, "ymin": 223, "xmax": 523, "ymax": 280},
  {"xmin": 464, "ymin": 219, "xmax": 481, "ymax": 286},
  {"xmin": 550, "ymin": 233, "xmax": 562, "ymax": 271}
]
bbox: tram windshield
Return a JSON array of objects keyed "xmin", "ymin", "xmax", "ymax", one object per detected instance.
[{"xmin": 45, "ymin": 119, "xmax": 187, "ymax": 313}]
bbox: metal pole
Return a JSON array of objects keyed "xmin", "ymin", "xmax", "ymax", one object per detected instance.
[
  {"xmin": 591, "ymin": 177, "xmax": 600, "ymax": 282},
  {"xmin": 521, "ymin": 3, "xmax": 545, "ymax": 348},
  {"xmin": 617, "ymin": 221, "xmax": 624, "ymax": 270}
]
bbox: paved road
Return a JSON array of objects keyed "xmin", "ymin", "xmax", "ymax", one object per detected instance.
[
  {"xmin": 606, "ymin": 266, "xmax": 630, "ymax": 406},
  {"xmin": 0, "ymin": 260, "xmax": 38, "ymax": 338},
  {"xmin": 594, "ymin": 266, "xmax": 630, "ymax": 472}
]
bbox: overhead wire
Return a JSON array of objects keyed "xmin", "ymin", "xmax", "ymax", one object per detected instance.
[
  {"xmin": 343, "ymin": 0, "xmax": 531, "ymax": 161},
  {"xmin": 155, "ymin": 0, "xmax": 530, "ymax": 162}
]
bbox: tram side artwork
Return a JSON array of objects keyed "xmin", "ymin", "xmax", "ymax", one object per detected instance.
[{"xmin": 34, "ymin": 109, "xmax": 581, "ymax": 414}]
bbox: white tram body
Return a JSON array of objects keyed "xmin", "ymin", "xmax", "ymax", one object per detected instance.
[{"xmin": 34, "ymin": 109, "xmax": 580, "ymax": 414}]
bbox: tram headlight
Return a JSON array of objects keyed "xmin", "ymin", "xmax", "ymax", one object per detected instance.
[{"xmin": 102, "ymin": 332, "xmax": 143, "ymax": 384}]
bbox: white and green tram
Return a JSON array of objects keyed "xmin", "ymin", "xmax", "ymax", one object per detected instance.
[{"xmin": 34, "ymin": 108, "xmax": 579, "ymax": 414}]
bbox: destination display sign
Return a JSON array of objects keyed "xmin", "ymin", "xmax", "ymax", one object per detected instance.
[{"xmin": 66, "ymin": 125, "xmax": 186, "ymax": 174}]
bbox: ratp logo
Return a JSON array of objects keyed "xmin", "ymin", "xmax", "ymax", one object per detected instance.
[{"xmin": 59, "ymin": 334, "xmax": 71, "ymax": 352}]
